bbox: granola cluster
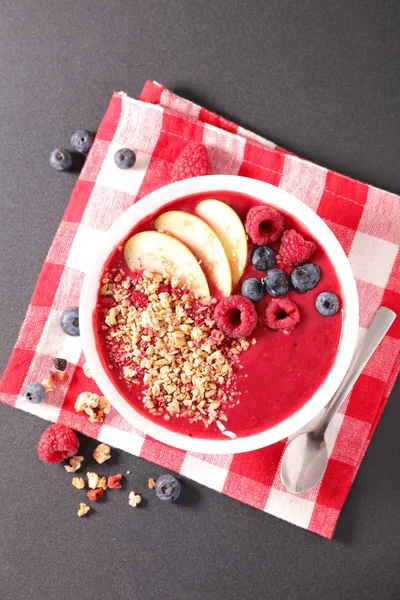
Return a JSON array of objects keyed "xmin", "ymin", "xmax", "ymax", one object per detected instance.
[
  {"xmin": 75, "ymin": 392, "xmax": 111, "ymax": 423},
  {"xmin": 99, "ymin": 269, "xmax": 251, "ymax": 427}
]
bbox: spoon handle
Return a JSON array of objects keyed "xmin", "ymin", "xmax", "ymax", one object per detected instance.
[{"xmin": 318, "ymin": 306, "xmax": 396, "ymax": 435}]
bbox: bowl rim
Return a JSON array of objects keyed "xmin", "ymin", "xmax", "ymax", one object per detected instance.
[{"xmin": 80, "ymin": 174, "xmax": 359, "ymax": 454}]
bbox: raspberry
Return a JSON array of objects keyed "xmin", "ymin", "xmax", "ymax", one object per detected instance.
[
  {"xmin": 107, "ymin": 474, "xmax": 123, "ymax": 489},
  {"xmin": 245, "ymin": 205, "xmax": 285, "ymax": 245},
  {"xmin": 129, "ymin": 291, "xmax": 148, "ymax": 308},
  {"xmin": 171, "ymin": 142, "xmax": 211, "ymax": 182},
  {"xmin": 278, "ymin": 229, "xmax": 316, "ymax": 267},
  {"xmin": 214, "ymin": 295, "xmax": 258, "ymax": 338},
  {"xmin": 263, "ymin": 298, "xmax": 300, "ymax": 331},
  {"xmin": 87, "ymin": 488, "xmax": 104, "ymax": 502},
  {"xmin": 37, "ymin": 424, "xmax": 79, "ymax": 464}
]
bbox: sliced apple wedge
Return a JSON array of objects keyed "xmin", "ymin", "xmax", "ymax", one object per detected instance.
[
  {"xmin": 123, "ymin": 231, "xmax": 210, "ymax": 299},
  {"xmin": 154, "ymin": 211, "xmax": 232, "ymax": 297},
  {"xmin": 195, "ymin": 199, "xmax": 248, "ymax": 286}
]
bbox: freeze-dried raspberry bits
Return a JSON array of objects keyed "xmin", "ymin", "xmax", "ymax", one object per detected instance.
[
  {"xmin": 214, "ymin": 295, "xmax": 258, "ymax": 338},
  {"xmin": 278, "ymin": 229, "xmax": 316, "ymax": 267},
  {"xmin": 37, "ymin": 424, "xmax": 79, "ymax": 464},
  {"xmin": 245, "ymin": 205, "xmax": 285, "ymax": 245},
  {"xmin": 263, "ymin": 298, "xmax": 300, "ymax": 331},
  {"xmin": 107, "ymin": 474, "xmax": 123, "ymax": 489}
]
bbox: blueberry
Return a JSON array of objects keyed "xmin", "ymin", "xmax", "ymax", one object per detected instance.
[
  {"xmin": 24, "ymin": 382, "xmax": 46, "ymax": 404},
  {"xmin": 49, "ymin": 148, "xmax": 72, "ymax": 171},
  {"xmin": 263, "ymin": 268, "xmax": 289, "ymax": 297},
  {"xmin": 71, "ymin": 129, "xmax": 94, "ymax": 154},
  {"xmin": 241, "ymin": 277, "xmax": 265, "ymax": 302},
  {"xmin": 60, "ymin": 307, "xmax": 80, "ymax": 336},
  {"xmin": 291, "ymin": 263, "xmax": 321, "ymax": 293},
  {"xmin": 114, "ymin": 148, "xmax": 136, "ymax": 169},
  {"xmin": 155, "ymin": 474, "xmax": 181, "ymax": 502},
  {"xmin": 54, "ymin": 357, "xmax": 67, "ymax": 371},
  {"xmin": 250, "ymin": 245, "xmax": 276, "ymax": 271},
  {"xmin": 315, "ymin": 292, "xmax": 340, "ymax": 316}
]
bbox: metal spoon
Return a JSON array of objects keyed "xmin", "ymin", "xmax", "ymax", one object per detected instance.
[{"xmin": 280, "ymin": 306, "xmax": 396, "ymax": 495}]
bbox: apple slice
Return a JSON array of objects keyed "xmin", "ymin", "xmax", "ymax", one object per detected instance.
[
  {"xmin": 154, "ymin": 211, "xmax": 232, "ymax": 296},
  {"xmin": 195, "ymin": 199, "xmax": 248, "ymax": 286},
  {"xmin": 123, "ymin": 231, "xmax": 210, "ymax": 299}
]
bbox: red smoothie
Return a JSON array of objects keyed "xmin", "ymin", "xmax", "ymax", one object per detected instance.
[{"xmin": 94, "ymin": 191, "xmax": 343, "ymax": 439}]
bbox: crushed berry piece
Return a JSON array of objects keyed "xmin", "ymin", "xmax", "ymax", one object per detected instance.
[
  {"xmin": 87, "ymin": 488, "xmax": 104, "ymax": 502},
  {"xmin": 107, "ymin": 474, "xmax": 123, "ymax": 489}
]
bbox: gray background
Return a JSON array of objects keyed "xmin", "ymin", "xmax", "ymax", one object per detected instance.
[{"xmin": 1, "ymin": 1, "xmax": 400, "ymax": 599}]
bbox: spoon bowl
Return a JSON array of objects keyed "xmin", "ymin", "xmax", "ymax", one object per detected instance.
[
  {"xmin": 280, "ymin": 306, "xmax": 396, "ymax": 494},
  {"xmin": 280, "ymin": 432, "xmax": 328, "ymax": 494}
]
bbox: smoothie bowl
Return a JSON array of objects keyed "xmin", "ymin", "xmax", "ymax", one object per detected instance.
[{"xmin": 80, "ymin": 175, "xmax": 359, "ymax": 454}]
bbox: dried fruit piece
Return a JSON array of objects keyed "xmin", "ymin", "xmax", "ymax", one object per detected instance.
[
  {"xmin": 92, "ymin": 443, "xmax": 111, "ymax": 464},
  {"xmin": 87, "ymin": 488, "xmax": 104, "ymax": 502},
  {"xmin": 107, "ymin": 474, "xmax": 123, "ymax": 489},
  {"xmin": 37, "ymin": 424, "xmax": 79, "ymax": 464}
]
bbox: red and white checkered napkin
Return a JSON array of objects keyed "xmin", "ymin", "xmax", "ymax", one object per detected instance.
[{"xmin": 1, "ymin": 81, "xmax": 400, "ymax": 538}]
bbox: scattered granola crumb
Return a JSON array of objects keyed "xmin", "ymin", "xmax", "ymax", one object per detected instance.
[
  {"xmin": 77, "ymin": 503, "xmax": 90, "ymax": 517},
  {"xmin": 72, "ymin": 477, "xmax": 85, "ymax": 490},
  {"xmin": 126, "ymin": 470, "xmax": 130, "ymax": 475},
  {"xmin": 82, "ymin": 362, "xmax": 93, "ymax": 379},
  {"xmin": 87, "ymin": 472, "xmax": 100, "ymax": 490},
  {"xmin": 92, "ymin": 443, "xmax": 111, "ymax": 464},
  {"xmin": 75, "ymin": 392, "xmax": 111, "ymax": 423},
  {"xmin": 148, "ymin": 478, "xmax": 156, "ymax": 490},
  {"xmin": 107, "ymin": 474, "xmax": 123, "ymax": 489},
  {"xmin": 97, "ymin": 477, "xmax": 108, "ymax": 490},
  {"xmin": 42, "ymin": 370, "xmax": 69, "ymax": 391},
  {"xmin": 87, "ymin": 488, "xmax": 104, "ymax": 502},
  {"xmin": 64, "ymin": 455, "xmax": 84, "ymax": 473},
  {"xmin": 128, "ymin": 491, "xmax": 141, "ymax": 507}
]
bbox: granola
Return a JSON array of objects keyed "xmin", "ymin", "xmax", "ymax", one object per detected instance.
[
  {"xmin": 72, "ymin": 477, "xmax": 85, "ymax": 490},
  {"xmin": 65, "ymin": 455, "xmax": 84, "ymax": 473},
  {"xmin": 82, "ymin": 362, "xmax": 93, "ymax": 379},
  {"xmin": 92, "ymin": 443, "xmax": 111, "ymax": 464},
  {"xmin": 75, "ymin": 392, "xmax": 111, "ymax": 423},
  {"xmin": 87, "ymin": 472, "xmax": 100, "ymax": 490},
  {"xmin": 128, "ymin": 491, "xmax": 141, "ymax": 507},
  {"xmin": 77, "ymin": 503, "xmax": 90, "ymax": 517},
  {"xmin": 99, "ymin": 270, "xmax": 251, "ymax": 427}
]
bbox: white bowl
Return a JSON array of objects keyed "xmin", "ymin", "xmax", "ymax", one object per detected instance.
[{"xmin": 80, "ymin": 175, "xmax": 359, "ymax": 454}]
